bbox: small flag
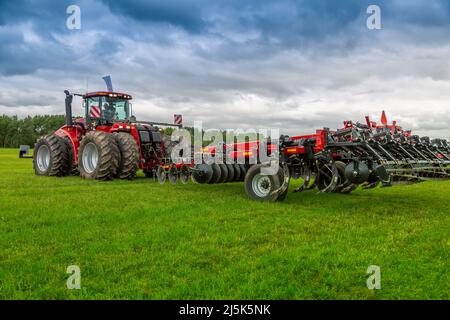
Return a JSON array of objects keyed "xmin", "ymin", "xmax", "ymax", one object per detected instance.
[
  {"xmin": 174, "ymin": 114, "xmax": 183, "ymax": 125},
  {"xmin": 102, "ymin": 75, "xmax": 114, "ymax": 92},
  {"xmin": 381, "ymin": 110, "xmax": 387, "ymax": 125}
]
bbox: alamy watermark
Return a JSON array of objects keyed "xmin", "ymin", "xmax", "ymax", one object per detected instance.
[
  {"xmin": 169, "ymin": 121, "xmax": 280, "ymax": 175},
  {"xmin": 66, "ymin": 5, "xmax": 81, "ymax": 30},
  {"xmin": 66, "ymin": 265, "xmax": 81, "ymax": 289},
  {"xmin": 367, "ymin": 5, "xmax": 382, "ymax": 30},
  {"xmin": 366, "ymin": 265, "xmax": 381, "ymax": 290}
]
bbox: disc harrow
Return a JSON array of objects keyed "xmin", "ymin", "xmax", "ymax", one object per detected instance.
[{"xmin": 156, "ymin": 111, "xmax": 449, "ymax": 202}]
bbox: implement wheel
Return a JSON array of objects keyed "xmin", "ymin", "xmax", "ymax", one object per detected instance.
[
  {"xmin": 244, "ymin": 164, "xmax": 281, "ymax": 201},
  {"xmin": 78, "ymin": 131, "xmax": 120, "ymax": 180}
]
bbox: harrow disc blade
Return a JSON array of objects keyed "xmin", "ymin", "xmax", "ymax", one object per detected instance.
[
  {"xmin": 156, "ymin": 166, "xmax": 166, "ymax": 184},
  {"xmin": 232, "ymin": 164, "xmax": 242, "ymax": 182},
  {"xmin": 191, "ymin": 164, "xmax": 213, "ymax": 184},
  {"xmin": 217, "ymin": 164, "xmax": 229, "ymax": 183},
  {"xmin": 179, "ymin": 164, "xmax": 190, "ymax": 184},
  {"xmin": 344, "ymin": 161, "xmax": 370, "ymax": 184},
  {"xmin": 209, "ymin": 163, "xmax": 221, "ymax": 184},
  {"xmin": 226, "ymin": 164, "xmax": 235, "ymax": 182},
  {"xmin": 239, "ymin": 164, "xmax": 247, "ymax": 181},
  {"xmin": 168, "ymin": 165, "xmax": 178, "ymax": 185}
]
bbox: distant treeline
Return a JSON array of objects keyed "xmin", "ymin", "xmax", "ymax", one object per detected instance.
[{"xmin": 0, "ymin": 115, "xmax": 66, "ymax": 148}]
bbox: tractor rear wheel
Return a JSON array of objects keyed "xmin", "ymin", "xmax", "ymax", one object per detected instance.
[
  {"xmin": 78, "ymin": 131, "xmax": 120, "ymax": 180},
  {"xmin": 63, "ymin": 135, "xmax": 76, "ymax": 176},
  {"xmin": 33, "ymin": 134, "xmax": 70, "ymax": 176},
  {"xmin": 113, "ymin": 132, "xmax": 139, "ymax": 180},
  {"xmin": 244, "ymin": 164, "xmax": 281, "ymax": 201}
]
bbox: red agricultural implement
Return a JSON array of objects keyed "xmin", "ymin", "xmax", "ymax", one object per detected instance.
[
  {"xmin": 33, "ymin": 90, "xmax": 450, "ymax": 202},
  {"xmin": 183, "ymin": 111, "xmax": 450, "ymax": 201},
  {"xmin": 33, "ymin": 90, "xmax": 182, "ymax": 180}
]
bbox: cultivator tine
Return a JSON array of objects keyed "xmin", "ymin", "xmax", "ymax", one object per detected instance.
[
  {"xmin": 293, "ymin": 166, "xmax": 312, "ymax": 193},
  {"xmin": 316, "ymin": 161, "xmax": 339, "ymax": 193}
]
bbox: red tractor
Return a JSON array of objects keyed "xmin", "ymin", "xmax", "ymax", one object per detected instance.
[{"xmin": 33, "ymin": 90, "xmax": 180, "ymax": 180}]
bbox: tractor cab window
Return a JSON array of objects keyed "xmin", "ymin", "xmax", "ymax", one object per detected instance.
[
  {"xmin": 85, "ymin": 96, "xmax": 130, "ymax": 123},
  {"xmin": 101, "ymin": 98, "xmax": 129, "ymax": 123},
  {"xmin": 106, "ymin": 99, "xmax": 129, "ymax": 121},
  {"xmin": 86, "ymin": 97, "xmax": 101, "ymax": 119}
]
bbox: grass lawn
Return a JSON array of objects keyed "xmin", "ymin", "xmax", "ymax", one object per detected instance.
[{"xmin": 0, "ymin": 148, "xmax": 448, "ymax": 299}]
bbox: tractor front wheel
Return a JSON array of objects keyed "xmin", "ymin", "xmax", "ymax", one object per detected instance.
[
  {"xmin": 78, "ymin": 131, "xmax": 120, "ymax": 180},
  {"xmin": 33, "ymin": 134, "xmax": 70, "ymax": 176}
]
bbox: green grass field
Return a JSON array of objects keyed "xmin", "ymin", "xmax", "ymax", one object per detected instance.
[{"xmin": 0, "ymin": 148, "xmax": 448, "ymax": 300}]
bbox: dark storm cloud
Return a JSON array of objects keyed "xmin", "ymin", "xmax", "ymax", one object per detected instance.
[
  {"xmin": 101, "ymin": 0, "xmax": 207, "ymax": 32},
  {"xmin": 1, "ymin": 1, "xmax": 450, "ymax": 137},
  {"xmin": 1, "ymin": 0, "xmax": 450, "ymax": 76}
]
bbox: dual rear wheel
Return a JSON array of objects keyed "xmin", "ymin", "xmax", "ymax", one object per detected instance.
[
  {"xmin": 34, "ymin": 131, "xmax": 139, "ymax": 181},
  {"xmin": 78, "ymin": 131, "xmax": 139, "ymax": 180}
]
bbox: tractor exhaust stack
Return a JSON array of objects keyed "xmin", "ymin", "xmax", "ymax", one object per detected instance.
[{"xmin": 64, "ymin": 90, "xmax": 73, "ymax": 126}]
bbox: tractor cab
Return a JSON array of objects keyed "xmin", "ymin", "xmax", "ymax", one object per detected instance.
[{"xmin": 83, "ymin": 92, "xmax": 132, "ymax": 126}]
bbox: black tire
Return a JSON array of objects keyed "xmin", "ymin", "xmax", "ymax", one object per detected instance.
[
  {"xmin": 78, "ymin": 131, "xmax": 120, "ymax": 180},
  {"xmin": 217, "ymin": 164, "xmax": 228, "ymax": 183},
  {"xmin": 33, "ymin": 134, "xmax": 70, "ymax": 176},
  {"xmin": 244, "ymin": 164, "xmax": 281, "ymax": 201},
  {"xmin": 226, "ymin": 164, "xmax": 235, "ymax": 182},
  {"xmin": 208, "ymin": 163, "xmax": 221, "ymax": 184},
  {"xmin": 62, "ymin": 135, "xmax": 76, "ymax": 176},
  {"xmin": 113, "ymin": 132, "xmax": 139, "ymax": 180}
]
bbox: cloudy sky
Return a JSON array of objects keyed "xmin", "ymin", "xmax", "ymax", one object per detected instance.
[{"xmin": 1, "ymin": 0, "xmax": 450, "ymax": 137}]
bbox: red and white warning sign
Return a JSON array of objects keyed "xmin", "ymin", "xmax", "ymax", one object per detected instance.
[
  {"xmin": 174, "ymin": 114, "xmax": 183, "ymax": 126},
  {"xmin": 90, "ymin": 105, "xmax": 101, "ymax": 118}
]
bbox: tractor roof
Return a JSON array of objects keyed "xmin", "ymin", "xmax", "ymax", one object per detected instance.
[{"xmin": 83, "ymin": 91, "xmax": 132, "ymax": 100}]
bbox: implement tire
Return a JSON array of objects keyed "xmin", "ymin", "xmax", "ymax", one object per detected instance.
[
  {"xmin": 244, "ymin": 164, "xmax": 280, "ymax": 201},
  {"xmin": 78, "ymin": 131, "xmax": 120, "ymax": 180},
  {"xmin": 113, "ymin": 132, "xmax": 139, "ymax": 180},
  {"xmin": 33, "ymin": 134, "xmax": 70, "ymax": 176}
]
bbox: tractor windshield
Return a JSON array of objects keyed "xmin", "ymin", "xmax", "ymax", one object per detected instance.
[
  {"xmin": 102, "ymin": 98, "xmax": 129, "ymax": 122},
  {"xmin": 86, "ymin": 96, "xmax": 130, "ymax": 123}
]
